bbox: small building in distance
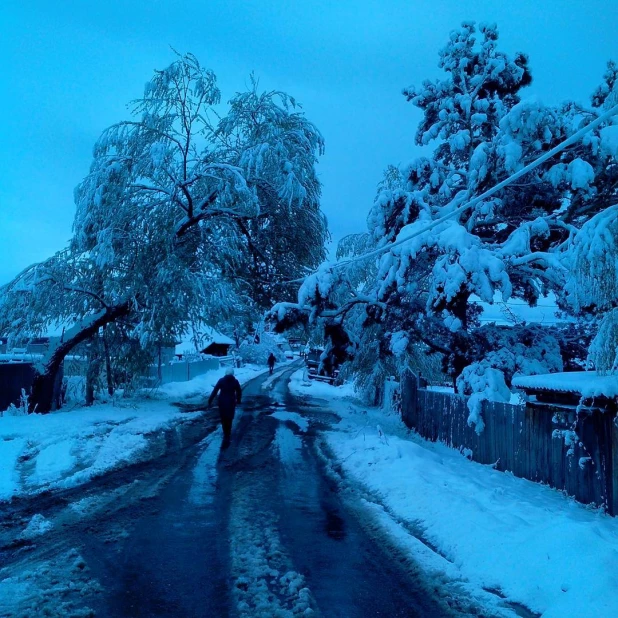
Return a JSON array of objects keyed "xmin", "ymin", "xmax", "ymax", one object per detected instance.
[
  {"xmin": 175, "ymin": 326, "xmax": 235, "ymax": 358},
  {"xmin": 287, "ymin": 336, "xmax": 305, "ymax": 350}
]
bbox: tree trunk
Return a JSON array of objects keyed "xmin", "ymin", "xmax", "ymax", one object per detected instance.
[
  {"xmin": 102, "ymin": 325, "xmax": 114, "ymax": 396},
  {"xmin": 85, "ymin": 333, "xmax": 102, "ymax": 406},
  {"xmin": 30, "ymin": 364, "xmax": 64, "ymax": 414},
  {"xmin": 452, "ymin": 292, "xmax": 469, "ymax": 331},
  {"xmin": 30, "ymin": 303, "xmax": 131, "ymax": 413}
]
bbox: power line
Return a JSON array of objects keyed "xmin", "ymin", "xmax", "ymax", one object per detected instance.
[
  {"xmin": 286, "ymin": 101, "xmax": 618, "ymax": 284},
  {"xmin": 469, "ymin": 300, "xmax": 559, "ymax": 308}
]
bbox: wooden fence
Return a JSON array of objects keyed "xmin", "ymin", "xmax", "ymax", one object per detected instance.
[
  {"xmin": 0, "ymin": 363, "xmax": 37, "ymax": 411},
  {"xmin": 400, "ymin": 372, "xmax": 618, "ymax": 515}
]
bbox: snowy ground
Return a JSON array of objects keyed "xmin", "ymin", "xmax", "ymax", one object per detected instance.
[
  {"xmin": 0, "ymin": 364, "xmax": 275, "ymax": 504},
  {"xmin": 287, "ymin": 368, "xmax": 356, "ymax": 400},
  {"xmin": 292, "ymin": 370, "xmax": 618, "ymax": 618}
]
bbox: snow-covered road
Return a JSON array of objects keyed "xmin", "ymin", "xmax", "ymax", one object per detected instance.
[{"xmin": 0, "ymin": 368, "xmax": 494, "ymax": 618}]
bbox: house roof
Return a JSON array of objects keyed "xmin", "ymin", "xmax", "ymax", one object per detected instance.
[
  {"xmin": 512, "ymin": 372, "xmax": 618, "ymax": 399},
  {"xmin": 175, "ymin": 326, "xmax": 234, "ymax": 355}
]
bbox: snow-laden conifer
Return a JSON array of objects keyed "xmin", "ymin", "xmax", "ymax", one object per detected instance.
[{"xmin": 272, "ymin": 22, "xmax": 618, "ymax": 431}]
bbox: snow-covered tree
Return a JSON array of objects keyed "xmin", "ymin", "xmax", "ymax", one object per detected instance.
[
  {"xmin": 216, "ymin": 81, "xmax": 328, "ymax": 308},
  {"xmin": 0, "ymin": 53, "xmax": 327, "ymax": 412},
  {"xmin": 272, "ymin": 22, "xmax": 618, "ymax": 430},
  {"xmin": 565, "ymin": 205, "xmax": 618, "ymax": 372}
]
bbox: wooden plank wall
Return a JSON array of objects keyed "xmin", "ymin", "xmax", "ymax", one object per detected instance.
[
  {"xmin": 404, "ymin": 380, "xmax": 617, "ymax": 515},
  {"xmin": 0, "ymin": 363, "xmax": 36, "ymax": 411}
]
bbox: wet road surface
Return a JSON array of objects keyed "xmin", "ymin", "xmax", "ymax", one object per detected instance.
[{"xmin": 0, "ymin": 368, "xmax": 494, "ymax": 617}]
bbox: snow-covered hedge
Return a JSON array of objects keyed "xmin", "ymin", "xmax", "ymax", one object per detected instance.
[{"xmin": 237, "ymin": 335, "xmax": 285, "ymax": 366}]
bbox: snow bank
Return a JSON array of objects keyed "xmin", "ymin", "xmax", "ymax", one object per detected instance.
[
  {"xmin": 0, "ymin": 364, "xmax": 268, "ymax": 502},
  {"xmin": 157, "ymin": 363, "xmax": 266, "ymax": 399},
  {"xmin": 0, "ymin": 438, "xmax": 26, "ymax": 501},
  {"xmin": 513, "ymin": 371, "xmax": 618, "ymax": 398},
  {"xmin": 19, "ymin": 514, "xmax": 54, "ymax": 540},
  {"xmin": 288, "ymin": 369, "xmax": 356, "ymax": 400},
  {"xmin": 325, "ymin": 406, "xmax": 618, "ymax": 618}
]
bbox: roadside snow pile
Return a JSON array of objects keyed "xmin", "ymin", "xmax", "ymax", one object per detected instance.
[
  {"xmin": 325, "ymin": 408, "xmax": 618, "ymax": 618},
  {"xmin": 0, "ymin": 364, "xmax": 267, "ymax": 503},
  {"xmin": 0, "ymin": 438, "xmax": 27, "ymax": 501},
  {"xmin": 0, "ymin": 548, "xmax": 100, "ymax": 617},
  {"xmin": 288, "ymin": 369, "xmax": 356, "ymax": 400},
  {"xmin": 156, "ymin": 363, "xmax": 265, "ymax": 400},
  {"xmin": 19, "ymin": 514, "xmax": 54, "ymax": 540}
]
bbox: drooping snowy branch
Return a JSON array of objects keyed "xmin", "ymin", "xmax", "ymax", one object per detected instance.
[{"xmin": 270, "ymin": 21, "xmax": 618, "ymax": 419}]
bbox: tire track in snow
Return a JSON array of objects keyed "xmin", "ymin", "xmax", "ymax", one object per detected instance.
[
  {"xmin": 225, "ymin": 408, "xmax": 318, "ymax": 618},
  {"xmin": 228, "ymin": 470, "xmax": 318, "ymax": 617}
]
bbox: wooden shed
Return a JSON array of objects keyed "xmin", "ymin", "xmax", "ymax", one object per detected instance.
[
  {"xmin": 513, "ymin": 371, "xmax": 618, "ymax": 514},
  {"xmin": 202, "ymin": 339, "xmax": 233, "ymax": 357},
  {"xmin": 175, "ymin": 327, "xmax": 235, "ymax": 358}
]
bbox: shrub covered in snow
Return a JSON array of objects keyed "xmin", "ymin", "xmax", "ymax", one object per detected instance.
[{"xmin": 237, "ymin": 334, "xmax": 285, "ymax": 366}]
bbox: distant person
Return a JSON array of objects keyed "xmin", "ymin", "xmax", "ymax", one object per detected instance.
[
  {"xmin": 208, "ymin": 367, "xmax": 242, "ymax": 448},
  {"xmin": 267, "ymin": 352, "xmax": 276, "ymax": 375}
]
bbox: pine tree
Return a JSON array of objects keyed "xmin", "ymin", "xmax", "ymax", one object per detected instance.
[{"xmin": 273, "ymin": 22, "xmax": 618, "ymax": 431}]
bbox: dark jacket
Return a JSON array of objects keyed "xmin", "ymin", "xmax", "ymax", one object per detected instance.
[
  {"xmin": 267, "ymin": 354, "xmax": 276, "ymax": 367},
  {"xmin": 208, "ymin": 374, "xmax": 242, "ymax": 417}
]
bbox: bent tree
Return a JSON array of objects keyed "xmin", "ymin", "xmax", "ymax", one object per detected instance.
[{"xmin": 0, "ymin": 53, "xmax": 327, "ymax": 412}]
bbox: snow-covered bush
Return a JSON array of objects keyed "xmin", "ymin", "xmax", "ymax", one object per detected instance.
[
  {"xmin": 1, "ymin": 389, "xmax": 29, "ymax": 417},
  {"xmin": 237, "ymin": 334, "xmax": 285, "ymax": 366}
]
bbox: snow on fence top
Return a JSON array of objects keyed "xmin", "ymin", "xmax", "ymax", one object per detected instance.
[
  {"xmin": 0, "ymin": 353, "xmax": 44, "ymax": 363},
  {"xmin": 513, "ymin": 372, "xmax": 618, "ymax": 399}
]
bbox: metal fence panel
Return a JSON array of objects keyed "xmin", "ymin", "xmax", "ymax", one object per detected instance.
[{"xmin": 148, "ymin": 358, "xmax": 220, "ymax": 385}]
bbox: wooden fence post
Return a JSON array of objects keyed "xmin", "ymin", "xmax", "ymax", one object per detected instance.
[
  {"xmin": 611, "ymin": 411, "xmax": 618, "ymax": 516},
  {"xmin": 400, "ymin": 370, "xmax": 419, "ymax": 429}
]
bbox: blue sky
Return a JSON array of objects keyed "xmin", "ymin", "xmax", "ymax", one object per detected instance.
[{"xmin": 1, "ymin": 0, "xmax": 616, "ymax": 284}]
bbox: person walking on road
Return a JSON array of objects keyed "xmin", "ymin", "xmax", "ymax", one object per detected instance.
[
  {"xmin": 267, "ymin": 353, "xmax": 276, "ymax": 375},
  {"xmin": 208, "ymin": 367, "xmax": 242, "ymax": 448}
]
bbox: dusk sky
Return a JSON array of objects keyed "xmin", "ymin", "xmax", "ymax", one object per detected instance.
[{"xmin": 1, "ymin": 0, "xmax": 616, "ymax": 284}]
